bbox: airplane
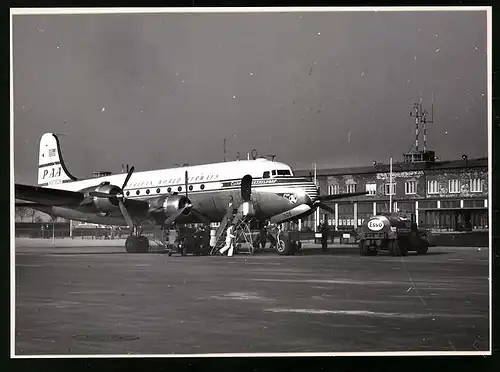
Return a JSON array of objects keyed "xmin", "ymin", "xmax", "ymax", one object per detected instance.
[{"xmin": 15, "ymin": 133, "xmax": 368, "ymax": 254}]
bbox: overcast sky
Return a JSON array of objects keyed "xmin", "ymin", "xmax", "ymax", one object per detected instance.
[{"xmin": 12, "ymin": 9, "xmax": 488, "ymax": 184}]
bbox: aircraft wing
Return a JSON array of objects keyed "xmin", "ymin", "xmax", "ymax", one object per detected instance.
[
  {"xmin": 15, "ymin": 184, "xmax": 86, "ymax": 206},
  {"xmin": 15, "ymin": 183, "xmax": 157, "ymax": 223}
]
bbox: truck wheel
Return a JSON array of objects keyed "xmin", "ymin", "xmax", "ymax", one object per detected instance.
[
  {"xmin": 399, "ymin": 244, "xmax": 408, "ymax": 256},
  {"xmin": 359, "ymin": 241, "xmax": 367, "ymax": 256},
  {"xmin": 417, "ymin": 243, "xmax": 429, "ymax": 255},
  {"xmin": 276, "ymin": 239, "xmax": 292, "ymax": 255},
  {"xmin": 359, "ymin": 241, "xmax": 370, "ymax": 256},
  {"xmin": 388, "ymin": 240, "xmax": 401, "ymax": 256}
]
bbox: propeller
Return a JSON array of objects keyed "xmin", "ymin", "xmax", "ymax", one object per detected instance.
[
  {"xmin": 89, "ymin": 166, "xmax": 136, "ymax": 228},
  {"xmin": 315, "ymin": 202, "xmax": 335, "ymax": 214},
  {"xmin": 315, "ymin": 191, "xmax": 369, "ymax": 202},
  {"xmin": 303, "ymin": 191, "xmax": 369, "ymax": 220}
]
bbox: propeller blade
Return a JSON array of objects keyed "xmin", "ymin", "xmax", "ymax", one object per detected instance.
[
  {"xmin": 317, "ymin": 202, "xmax": 335, "ymax": 214},
  {"xmin": 241, "ymin": 174, "xmax": 252, "ymax": 202},
  {"xmin": 185, "ymin": 170, "xmax": 189, "ymax": 198},
  {"xmin": 164, "ymin": 204, "xmax": 191, "ymax": 226},
  {"xmin": 121, "ymin": 166, "xmax": 135, "ymax": 190},
  {"xmin": 119, "ymin": 200, "xmax": 135, "ymax": 229},
  {"xmin": 215, "ymin": 203, "xmax": 235, "ymax": 242},
  {"xmin": 317, "ymin": 191, "xmax": 369, "ymax": 202}
]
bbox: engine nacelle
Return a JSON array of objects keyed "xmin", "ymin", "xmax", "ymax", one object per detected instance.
[
  {"xmin": 86, "ymin": 182, "xmax": 122, "ymax": 213},
  {"xmin": 162, "ymin": 195, "xmax": 192, "ymax": 216},
  {"xmin": 148, "ymin": 194, "xmax": 192, "ymax": 218}
]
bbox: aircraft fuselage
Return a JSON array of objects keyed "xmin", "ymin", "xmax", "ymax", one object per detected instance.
[{"xmin": 35, "ymin": 159, "xmax": 319, "ymax": 226}]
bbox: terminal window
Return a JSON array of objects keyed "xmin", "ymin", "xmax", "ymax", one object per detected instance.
[
  {"xmin": 405, "ymin": 181, "xmax": 416, "ymax": 195},
  {"xmin": 470, "ymin": 178, "xmax": 482, "ymax": 192},
  {"xmin": 346, "ymin": 184, "xmax": 357, "ymax": 193},
  {"xmin": 328, "ymin": 184, "xmax": 339, "ymax": 194},
  {"xmin": 384, "ymin": 183, "xmax": 396, "ymax": 195},
  {"xmin": 449, "ymin": 179, "xmax": 460, "ymax": 193},
  {"xmin": 427, "ymin": 180, "xmax": 439, "ymax": 194},
  {"xmin": 365, "ymin": 183, "xmax": 376, "ymax": 196}
]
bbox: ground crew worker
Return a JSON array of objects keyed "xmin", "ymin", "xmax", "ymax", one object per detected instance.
[
  {"xmin": 259, "ymin": 223, "xmax": 267, "ymax": 250},
  {"xmin": 219, "ymin": 224, "xmax": 236, "ymax": 256},
  {"xmin": 321, "ymin": 218, "xmax": 330, "ymax": 252}
]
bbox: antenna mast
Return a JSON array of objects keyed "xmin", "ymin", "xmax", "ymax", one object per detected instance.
[
  {"xmin": 411, "ymin": 101, "xmax": 420, "ymax": 151},
  {"xmin": 409, "ymin": 95, "xmax": 434, "ymax": 152},
  {"xmin": 422, "ymin": 92, "xmax": 435, "ymax": 152}
]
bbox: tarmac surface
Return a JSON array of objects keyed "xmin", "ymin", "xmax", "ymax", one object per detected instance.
[{"xmin": 14, "ymin": 238, "xmax": 490, "ymax": 355}]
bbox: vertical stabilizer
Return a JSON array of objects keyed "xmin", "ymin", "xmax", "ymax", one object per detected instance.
[{"xmin": 38, "ymin": 133, "xmax": 77, "ymax": 186}]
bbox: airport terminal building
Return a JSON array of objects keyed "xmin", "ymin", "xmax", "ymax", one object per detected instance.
[{"xmin": 294, "ymin": 151, "xmax": 488, "ymax": 232}]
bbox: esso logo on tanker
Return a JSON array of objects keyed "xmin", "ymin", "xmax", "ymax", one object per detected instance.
[{"xmin": 367, "ymin": 218, "xmax": 384, "ymax": 231}]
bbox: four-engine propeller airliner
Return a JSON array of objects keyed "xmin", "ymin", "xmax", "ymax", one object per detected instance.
[{"xmin": 15, "ymin": 133, "xmax": 367, "ymax": 253}]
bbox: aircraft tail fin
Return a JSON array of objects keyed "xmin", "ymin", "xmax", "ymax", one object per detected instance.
[{"xmin": 37, "ymin": 133, "xmax": 78, "ymax": 186}]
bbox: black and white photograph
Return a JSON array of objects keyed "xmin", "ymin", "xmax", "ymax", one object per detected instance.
[{"xmin": 11, "ymin": 7, "xmax": 491, "ymax": 357}]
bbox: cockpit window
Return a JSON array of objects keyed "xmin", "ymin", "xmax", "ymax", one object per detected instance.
[
  {"xmin": 264, "ymin": 169, "xmax": 293, "ymax": 178},
  {"xmin": 276, "ymin": 169, "xmax": 291, "ymax": 176}
]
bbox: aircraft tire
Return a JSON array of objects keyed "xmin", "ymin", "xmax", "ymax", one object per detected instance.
[
  {"xmin": 137, "ymin": 236, "xmax": 150, "ymax": 253},
  {"xmin": 125, "ymin": 236, "xmax": 139, "ymax": 253},
  {"xmin": 276, "ymin": 239, "xmax": 292, "ymax": 255}
]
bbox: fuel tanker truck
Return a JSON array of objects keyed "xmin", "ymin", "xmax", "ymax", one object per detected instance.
[{"xmin": 357, "ymin": 213, "xmax": 431, "ymax": 256}]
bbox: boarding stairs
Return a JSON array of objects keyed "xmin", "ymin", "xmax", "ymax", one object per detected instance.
[{"xmin": 210, "ymin": 202, "xmax": 256, "ymax": 255}]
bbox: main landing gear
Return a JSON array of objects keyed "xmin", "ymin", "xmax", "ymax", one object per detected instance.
[
  {"xmin": 258, "ymin": 223, "xmax": 302, "ymax": 256},
  {"xmin": 125, "ymin": 226, "xmax": 150, "ymax": 253}
]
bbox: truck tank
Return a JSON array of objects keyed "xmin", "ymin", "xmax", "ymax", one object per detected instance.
[{"xmin": 358, "ymin": 213, "xmax": 430, "ymax": 256}]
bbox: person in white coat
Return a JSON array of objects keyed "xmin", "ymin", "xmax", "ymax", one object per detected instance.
[{"xmin": 219, "ymin": 224, "xmax": 236, "ymax": 256}]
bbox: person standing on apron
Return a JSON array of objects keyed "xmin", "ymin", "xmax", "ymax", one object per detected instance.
[
  {"xmin": 321, "ymin": 218, "xmax": 330, "ymax": 252},
  {"xmin": 219, "ymin": 224, "xmax": 236, "ymax": 256}
]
